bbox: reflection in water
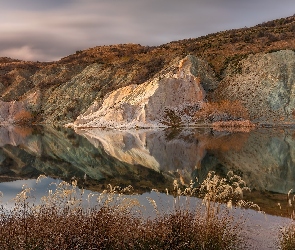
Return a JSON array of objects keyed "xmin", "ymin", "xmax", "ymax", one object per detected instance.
[
  {"xmin": 76, "ymin": 127, "xmax": 295, "ymax": 194},
  {"xmin": 1, "ymin": 126, "xmax": 295, "ymax": 215},
  {"xmin": 74, "ymin": 128, "xmax": 247, "ymax": 187}
]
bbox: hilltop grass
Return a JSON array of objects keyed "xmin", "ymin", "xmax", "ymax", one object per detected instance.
[{"xmin": 0, "ymin": 172, "xmax": 259, "ymax": 249}]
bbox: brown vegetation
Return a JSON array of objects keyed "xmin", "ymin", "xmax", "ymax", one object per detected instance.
[
  {"xmin": 195, "ymin": 132, "xmax": 250, "ymax": 152},
  {"xmin": 280, "ymin": 224, "xmax": 295, "ymax": 250},
  {"xmin": 13, "ymin": 110, "xmax": 33, "ymax": 124},
  {"xmin": 161, "ymin": 108, "xmax": 183, "ymax": 127},
  {"xmin": 13, "ymin": 126, "xmax": 33, "ymax": 137},
  {"xmin": 195, "ymin": 100, "xmax": 250, "ymax": 123},
  {"xmin": 0, "ymin": 172, "xmax": 255, "ymax": 249},
  {"xmin": 212, "ymin": 120, "xmax": 256, "ymax": 132},
  {"xmin": 1, "ymin": 15, "xmax": 295, "ymax": 123}
]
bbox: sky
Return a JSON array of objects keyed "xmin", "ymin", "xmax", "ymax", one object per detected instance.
[{"xmin": 1, "ymin": 0, "xmax": 295, "ymax": 62}]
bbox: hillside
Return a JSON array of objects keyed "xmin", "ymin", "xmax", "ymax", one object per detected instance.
[{"xmin": 1, "ymin": 15, "xmax": 295, "ymax": 124}]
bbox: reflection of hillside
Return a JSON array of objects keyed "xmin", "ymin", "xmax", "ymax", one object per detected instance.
[
  {"xmin": 1, "ymin": 126, "xmax": 295, "ymax": 196},
  {"xmin": 33, "ymin": 126, "xmax": 174, "ymax": 190},
  {"xmin": 76, "ymin": 128, "xmax": 251, "ymax": 187},
  {"xmin": 0, "ymin": 126, "xmax": 174, "ymax": 192},
  {"xmin": 195, "ymin": 131, "xmax": 250, "ymax": 152},
  {"xmin": 76, "ymin": 128, "xmax": 251, "ymax": 173},
  {"xmin": 77, "ymin": 127, "xmax": 295, "ymax": 195},
  {"xmin": 0, "ymin": 126, "xmax": 34, "ymax": 147},
  {"xmin": 75, "ymin": 128, "xmax": 206, "ymax": 184},
  {"xmin": 208, "ymin": 129, "xmax": 295, "ymax": 194}
]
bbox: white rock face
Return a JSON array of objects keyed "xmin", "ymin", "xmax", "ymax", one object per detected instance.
[{"xmin": 74, "ymin": 55, "xmax": 214, "ymax": 128}]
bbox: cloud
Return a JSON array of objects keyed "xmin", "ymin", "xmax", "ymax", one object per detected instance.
[
  {"xmin": 0, "ymin": 45, "xmax": 49, "ymax": 62},
  {"xmin": 1, "ymin": 0, "xmax": 295, "ymax": 61}
]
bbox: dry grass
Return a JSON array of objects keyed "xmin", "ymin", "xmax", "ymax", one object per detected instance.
[
  {"xmin": 278, "ymin": 189, "xmax": 295, "ymax": 249},
  {"xmin": 0, "ymin": 172, "xmax": 257, "ymax": 249},
  {"xmin": 13, "ymin": 110, "xmax": 33, "ymax": 124},
  {"xmin": 279, "ymin": 223, "xmax": 295, "ymax": 250},
  {"xmin": 212, "ymin": 120, "xmax": 256, "ymax": 133}
]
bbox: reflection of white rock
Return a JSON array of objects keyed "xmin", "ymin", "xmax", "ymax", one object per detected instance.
[
  {"xmin": 74, "ymin": 55, "xmax": 213, "ymax": 128},
  {"xmin": 75, "ymin": 128, "xmax": 205, "ymax": 185},
  {"xmin": 76, "ymin": 129, "xmax": 160, "ymax": 171},
  {"xmin": 76, "ymin": 127, "xmax": 295, "ymax": 195}
]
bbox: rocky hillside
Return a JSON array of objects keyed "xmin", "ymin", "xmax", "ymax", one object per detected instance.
[
  {"xmin": 73, "ymin": 55, "xmax": 216, "ymax": 128},
  {"xmin": 214, "ymin": 50, "xmax": 295, "ymax": 124},
  {"xmin": 2, "ymin": 15, "xmax": 295, "ymax": 125}
]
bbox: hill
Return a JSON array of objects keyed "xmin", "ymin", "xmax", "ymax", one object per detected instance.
[{"xmin": 1, "ymin": 15, "xmax": 295, "ymax": 125}]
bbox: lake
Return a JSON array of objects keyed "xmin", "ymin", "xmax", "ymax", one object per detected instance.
[{"xmin": 0, "ymin": 125, "xmax": 294, "ymax": 216}]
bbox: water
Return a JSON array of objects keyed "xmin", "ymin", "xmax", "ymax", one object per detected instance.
[{"xmin": 0, "ymin": 125, "xmax": 294, "ymax": 216}]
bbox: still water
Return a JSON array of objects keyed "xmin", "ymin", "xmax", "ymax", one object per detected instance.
[{"xmin": 0, "ymin": 125, "xmax": 294, "ymax": 216}]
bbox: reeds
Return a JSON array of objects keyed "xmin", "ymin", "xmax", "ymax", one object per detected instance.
[
  {"xmin": 279, "ymin": 223, "xmax": 295, "ymax": 250},
  {"xmin": 278, "ymin": 189, "xmax": 295, "ymax": 250},
  {"xmin": 0, "ymin": 172, "xmax": 253, "ymax": 249}
]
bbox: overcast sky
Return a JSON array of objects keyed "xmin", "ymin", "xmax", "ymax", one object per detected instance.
[{"xmin": 1, "ymin": 0, "xmax": 295, "ymax": 62}]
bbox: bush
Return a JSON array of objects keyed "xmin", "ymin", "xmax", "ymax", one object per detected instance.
[
  {"xmin": 161, "ymin": 108, "xmax": 183, "ymax": 127},
  {"xmin": 279, "ymin": 224, "xmax": 295, "ymax": 250},
  {"xmin": 13, "ymin": 110, "xmax": 33, "ymax": 124},
  {"xmin": 195, "ymin": 100, "xmax": 249, "ymax": 123}
]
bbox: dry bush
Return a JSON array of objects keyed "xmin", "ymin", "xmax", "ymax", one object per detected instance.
[
  {"xmin": 195, "ymin": 100, "xmax": 249, "ymax": 123},
  {"xmin": 161, "ymin": 108, "xmax": 183, "ymax": 127},
  {"xmin": 212, "ymin": 120, "xmax": 256, "ymax": 132},
  {"xmin": 13, "ymin": 110, "xmax": 33, "ymax": 124},
  {"xmin": 280, "ymin": 224, "xmax": 295, "ymax": 250},
  {"xmin": 0, "ymin": 172, "xmax": 256, "ymax": 249},
  {"xmin": 278, "ymin": 189, "xmax": 295, "ymax": 249}
]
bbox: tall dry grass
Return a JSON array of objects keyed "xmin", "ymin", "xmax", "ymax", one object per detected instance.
[
  {"xmin": 0, "ymin": 172, "xmax": 256, "ymax": 249},
  {"xmin": 279, "ymin": 224, "xmax": 295, "ymax": 250},
  {"xmin": 278, "ymin": 189, "xmax": 295, "ymax": 250}
]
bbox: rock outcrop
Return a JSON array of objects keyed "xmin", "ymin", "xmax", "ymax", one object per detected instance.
[
  {"xmin": 214, "ymin": 50, "xmax": 295, "ymax": 124},
  {"xmin": 3, "ymin": 49, "xmax": 295, "ymax": 127},
  {"xmin": 73, "ymin": 55, "xmax": 217, "ymax": 128}
]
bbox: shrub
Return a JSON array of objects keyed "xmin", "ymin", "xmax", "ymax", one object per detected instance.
[
  {"xmin": 279, "ymin": 224, "xmax": 295, "ymax": 250},
  {"xmin": 161, "ymin": 108, "xmax": 183, "ymax": 127},
  {"xmin": 195, "ymin": 100, "xmax": 249, "ymax": 123},
  {"xmin": 13, "ymin": 110, "xmax": 33, "ymax": 124},
  {"xmin": 278, "ymin": 190, "xmax": 295, "ymax": 249}
]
